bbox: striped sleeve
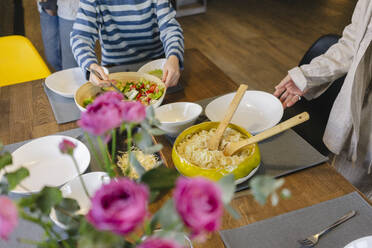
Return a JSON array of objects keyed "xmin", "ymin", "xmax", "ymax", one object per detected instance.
[
  {"xmin": 70, "ymin": 0, "xmax": 99, "ymax": 73},
  {"xmin": 155, "ymin": 0, "xmax": 184, "ymax": 67}
]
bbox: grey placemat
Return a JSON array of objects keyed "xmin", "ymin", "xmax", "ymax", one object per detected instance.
[
  {"xmin": 43, "ymin": 83, "xmax": 81, "ymax": 124},
  {"xmin": 166, "ymin": 95, "xmax": 329, "ymax": 192},
  {"xmin": 220, "ymin": 192, "xmax": 372, "ymax": 248}
]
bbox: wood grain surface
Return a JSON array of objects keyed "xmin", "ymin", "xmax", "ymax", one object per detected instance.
[{"xmin": 0, "ymin": 48, "xmax": 368, "ymax": 248}]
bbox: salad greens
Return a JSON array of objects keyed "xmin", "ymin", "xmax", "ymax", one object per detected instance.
[{"xmin": 82, "ymin": 78, "xmax": 164, "ymax": 108}]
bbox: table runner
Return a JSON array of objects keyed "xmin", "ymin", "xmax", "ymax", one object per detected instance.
[{"xmin": 220, "ymin": 191, "xmax": 372, "ymax": 248}]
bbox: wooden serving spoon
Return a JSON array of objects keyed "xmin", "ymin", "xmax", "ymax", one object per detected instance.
[
  {"xmin": 208, "ymin": 84, "xmax": 249, "ymax": 150},
  {"xmin": 223, "ymin": 112, "xmax": 310, "ymax": 156}
]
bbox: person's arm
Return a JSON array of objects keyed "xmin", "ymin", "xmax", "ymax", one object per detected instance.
[
  {"xmin": 70, "ymin": 0, "xmax": 101, "ymax": 78},
  {"xmin": 274, "ymin": 0, "xmax": 363, "ymax": 106},
  {"xmin": 155, "ymin": 0, "xmax": 184, "ymax": 87},
  {"xmin": 288, "ymin": 0, "xmax": 362, "ymax": 95}
]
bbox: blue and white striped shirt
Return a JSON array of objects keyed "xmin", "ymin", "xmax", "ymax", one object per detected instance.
[{"xmin": 70, "ymin": 0, "xmax": 184, "ymax": 72}]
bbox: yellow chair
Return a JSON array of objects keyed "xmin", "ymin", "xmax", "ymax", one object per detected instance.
[{"xmin": 0, "ymin": 35, "xmax": 51, "ymax": 87}]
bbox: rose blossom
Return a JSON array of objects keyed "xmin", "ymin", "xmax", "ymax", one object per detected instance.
[
  {"xmin": 173, "ymin": 177, "xmax": 223, "ymax": 238},
  {"xmin": 122, "ymin": 101, "xmax": 146, "ymax": 123},
  {"xmin": 78, "ymin": 91, "xmax": 126, "ymax": 136},
  {"xmin": 0, "ymin": 196, "xmax": 18, "ymax": 240},
  {"xmin": 58, "ymin": 139, "xmax": 76, "ymax": 155},
  {"xmin": 87, "ymin": 178, "xmax": 149, "ymax": 235},
  {"xmin": 138, "ymin": 237, "xmax": 183, "ymax": 248}
]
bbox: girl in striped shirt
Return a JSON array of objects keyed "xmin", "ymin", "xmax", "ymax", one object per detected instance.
[{"xmin": 70, "ymin": 0, "xmax": 184, "ymax": 87}]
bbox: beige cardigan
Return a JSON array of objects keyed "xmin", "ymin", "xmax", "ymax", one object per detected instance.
[{"xmin": 288, "ymin": 0, "xmax": 372, "ymax": 166}]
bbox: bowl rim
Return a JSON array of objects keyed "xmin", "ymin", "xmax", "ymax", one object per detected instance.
[{"xmin": 155, "ymin": 102, "xmax": 203, "ymax": 125}]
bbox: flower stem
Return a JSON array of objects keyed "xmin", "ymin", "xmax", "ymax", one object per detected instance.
[
  {"xmin": 111, "ymin": 129, "xmax": 117, "ymax": 164},
  {"xmin": 71, "ymin": 155, "xmax": 90, "ymax": 199},
  {"xmin": 126, "ymin": 124, "xmax": 133, "ymax": 169},
  {"xmin": 85, "ymin": 133, "xmax": 105, "ymax": 171},
  {"xmin": 97, "ymin": 136, "xmax": 115, "ymax": 178}
]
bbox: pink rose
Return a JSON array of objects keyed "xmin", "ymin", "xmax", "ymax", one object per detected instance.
[
  {"xmin": 173, "ymin": 177, "xmax": 223, "ymax": 238},
  {"xmin": 138, "ymin": 237, "xmax": 183, "ymax": 248},
  {"xmin": 122, "ymin": 101, "xmax": 146, "ymax": 123},
  {"xmin": 87, "ymin": 178, "xmax": 149, "ymax": 235},
  {"xmin": 58, "ymin": 139, "xmax": 76, "ymax": 155},
  {"xmin": 0, "ymin": 196, "xmax": 18, "ymax": 240},
  {"xmin": 78, "ymin": 92, "xmax": 126, "ymax": 136}
]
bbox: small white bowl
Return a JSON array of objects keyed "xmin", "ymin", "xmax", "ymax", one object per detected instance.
[
  {"xmin": 50, "ymin": 172, "xmax": 110, "ymax": 229},
  {"xmin": 155, "ymin": 102, "xmax": 202, "ymax": 136},
  {"xmin": 138, "ymin": 58, "xmax": 166, "ymax": 77}
]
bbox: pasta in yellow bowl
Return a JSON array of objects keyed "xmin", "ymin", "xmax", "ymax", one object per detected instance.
[{"xmin": 172, "ymin": 122, "xmax": 261, "ymax": 182}]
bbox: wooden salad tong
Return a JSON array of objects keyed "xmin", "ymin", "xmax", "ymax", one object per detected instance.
[
  {"xmin": 208, "ymin": 84, "xmax": 248, "ymax": 150},
  {"xmin": 223, "ymin": 112, "xmax": 310, "ymax": 156}
]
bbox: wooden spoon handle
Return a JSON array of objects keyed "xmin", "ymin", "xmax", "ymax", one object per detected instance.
[
  {"xmin": 224, "ymin": 112, "xmax": 310, "ymax": 156},
  {"xmin": 208, "ymin": 84, "xmax": 248, "ymax": 150}
]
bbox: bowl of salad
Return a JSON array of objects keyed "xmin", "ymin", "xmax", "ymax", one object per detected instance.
[{"xmin": 74, "ymin": 72, "xmax": 166, "ymax": 111}]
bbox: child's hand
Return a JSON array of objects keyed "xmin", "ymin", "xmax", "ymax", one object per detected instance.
[
  {"xmin": 162, "ymin": 55, "xmax": 180, "ymax": 87},
  {"xmin": 89, "ymin": 63, "xmax": 110, "ymax": 87}
]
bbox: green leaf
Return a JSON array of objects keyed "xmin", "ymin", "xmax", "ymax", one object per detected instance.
[
  {"xmin": 146, "ymin": 106, "xmax": 155, "ymax": 120},
  {"xmin": 0, "ymin": 152, "xmax": 12, "ymax": 170},
  {"xmin": 224, "ymin": 204, "xmax": 241, "ymax": 219},
  {"xmin": 140, "ymin": 167, "xmax": 179, "ymax": 191},
  {"xmin": 149, "ymin": 190, "xmax": 161, "ymax": 203},
  {"xmin": 154, "ymin": 199, "xmax": 183, "ymax": 232},
  {"xmin": 281, "ymin": 188, "xmax": 291, "ymax": 199},
  {"xmin": 133, "ymin": 131, "xmax": 153, "ymax": 151},
  {"xmin": 147, "ymin": 128, "xmax": 165, "ymax": 136},
  {"xmin": 216, "ymin": 174, "xmax": 235, "ymax": 204},
  {"xmin": 35, "ymin": 187, "xmax": 63, "ymax": 215},
  {"xmin": 129, "ymin": 153, "xmax": 145, "ymax": 177},
  {"xmin": 249, "ymin": 176, "xmax": 287, "ymax": 205},
  {"xmin": 55, "ymin": 198, "xmax": 81, "ymax": 228},
  {"xmin": 143, "ymin": 144, "xmax": 163, "ymax": 154},
  {"xmin": 5, "ymin": 167, "xmax": 29, "ymax": 190}
]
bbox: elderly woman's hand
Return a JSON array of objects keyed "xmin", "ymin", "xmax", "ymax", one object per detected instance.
[
  {"xmin": 274, "ymin": 74, "xmax": 304, "ymax": 108},
  {"xmin": 162, "ymin": 55, "xmax": 180, "ymax": 88}
]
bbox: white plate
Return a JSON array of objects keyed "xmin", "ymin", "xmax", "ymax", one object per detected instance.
[
  {"xmin": 0, "ymin": 135, "xmax": 90, "ymax": 194},
  {"xmin": 344, "ymin": 236, "xmax": 372, "ymax": 248},
  {"xmin": 138, "ymin": 58, "xmax": 166, "ymax": 76},
  {"xmin": 45, "ymin": 67, "xmax": 86, "ymax": 98},
  {"xmin": 50, "ymin": 172, "xmax": 109, "ymax": 229},
  {"xmin": 205, "ymin": 90, "xmax": 283, "ymax": 134}
]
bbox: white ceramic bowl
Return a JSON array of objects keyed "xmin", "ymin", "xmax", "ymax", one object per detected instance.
[
  {"xmin": 50, "ymin": 172, "xmax": 110, "ymax": 229},
  {"xmin": 155, "ymin": 102, "xmax": 202, "ymax": 136},
  {"xmin": 0, "ymin": 135, "xmax": 90, "ymax": 194},
  {"xmin": 205, "ymin": 90, "xmax": 283, "ymax": 134},
  {"xmin": 138, "ymin": 58, "xmax": 166, "ymax": 77},
  {"xmin": 74, "ymin": 71, "xmax": 166, "ymax": 112},
  {"xmin": 45, "ymin": 67, "xmax": 86, "ymax": 98}
]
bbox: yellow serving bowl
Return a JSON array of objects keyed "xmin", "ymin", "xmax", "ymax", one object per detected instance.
[{"xmin": 172, "ymin": 122, "xmax": 261, "ymax": 182}]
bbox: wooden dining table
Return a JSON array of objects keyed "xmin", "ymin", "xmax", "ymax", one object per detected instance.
[{"xmin": 0, "ymin": 48, "xmax": 370, "ymax": 247}]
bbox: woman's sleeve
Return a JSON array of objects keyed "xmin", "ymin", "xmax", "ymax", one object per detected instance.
[
  {"xmin": 288, "ymin": 0, "xmax": 363, "ymax": 98},
  {"xmin": 70, "ymin": 0, "xmax": 99, "ymax": 73},
  {"xmin": 155, "ymin": 0, "xmax": 185, "ymax": 68}
]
